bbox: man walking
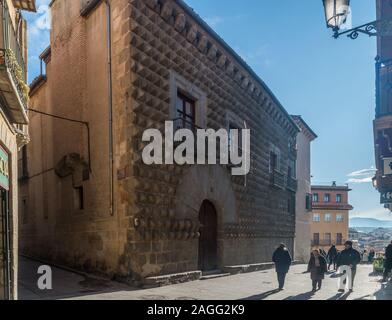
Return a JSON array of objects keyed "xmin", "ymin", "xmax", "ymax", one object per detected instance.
[
  {"xmin": 272, "ymin": 243, "xmax": 292, "ymax": 291},
  {"xmin": 383, "ymin": 240, "xmax": 392, "ymax": 282},
  {"xmin": 336, "ymin": 241, "xmax": 361, "ymax": 292},
  {"xmin": 327, "ymin": 245, "xmax": 338, "ymax": 270}
]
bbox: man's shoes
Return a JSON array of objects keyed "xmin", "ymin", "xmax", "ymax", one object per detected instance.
[
  {"xmin": 349, "ymin": 289, "xmax": 354, "ymax": 293},
  {"xmin": 338, "ymin": 289, "xmax": 345, "ymax": 293},
  {"xmin": 278, "ymin": 288, "xmax": 284, "ymax": 291}
]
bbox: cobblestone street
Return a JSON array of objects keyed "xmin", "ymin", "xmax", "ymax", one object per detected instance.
[{"xmin": 18, "ymin": 257, "xmax": 392, "ymax": 300}]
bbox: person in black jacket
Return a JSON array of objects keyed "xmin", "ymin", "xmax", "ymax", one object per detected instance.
[
  {"xmin": 327, "ymin": 245, "xmax": 338, "ymax": 270},
  {"xmin": 308, "ymin": 250, "xmax": 328, "ymax": 291},
  {"xmin": 272, "ymin": 244, "xmax": 292, "ymax": 290},
  {"xmin": 383, "ymin": 241, "xmax": 392, "ymax": 282},
  {"xmin": 336, "ymin": 241, "xmax": 361, "ymax": 292}
]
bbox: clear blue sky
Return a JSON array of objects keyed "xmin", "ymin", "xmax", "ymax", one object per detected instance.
[{"xmin": 23, "ymin": 0, "xmax": 392, "ymax": 221}]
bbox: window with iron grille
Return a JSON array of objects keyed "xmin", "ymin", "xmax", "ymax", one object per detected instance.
[{"xmin": 176, "ymin": 91, "xmax": 196, "ymax": 130}]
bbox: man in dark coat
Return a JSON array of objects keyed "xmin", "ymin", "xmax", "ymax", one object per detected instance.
[
  {"xmin": 383, "ymin": 240, "xmax": 392, "ymax": 282},
  {"xmin": 336, "ymin": 241, "xmax": 361, "ymax": 292},
  {"xmin": 327, "ymin": 245, "xmax": 338, "ymax": 270},
  {"xmin": 272, "ymin": 243, "xmax": 292, "ymax": 290}
]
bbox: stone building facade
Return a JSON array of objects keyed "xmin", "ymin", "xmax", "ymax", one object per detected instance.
[
  {"xmin": 291, "ymin": 116, "xmax": 317, "ymax": 263},
  {"xmin": 373, "ymin": 0, "xmax": 392, "ymax": 210},
  {"xmin": 0, "ymin": 0, "xmax": 35, "ymax": 300},
  {"xmin": 20, "ymin": 0, "xmax": 299, "ymax": 285}
]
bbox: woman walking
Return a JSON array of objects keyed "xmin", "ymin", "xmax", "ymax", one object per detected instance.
[{"xmin": 308, "ymin": 249, "xmax": 328, "ymax": 292}]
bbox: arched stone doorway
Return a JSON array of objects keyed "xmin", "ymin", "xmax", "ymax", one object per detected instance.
[
  {"xmin": 198, "ymin": 200, "xmax": 218, "ymax": 271},
  {"xmin": 174, "ymin": 165, "xmax": 238, "ymax": 270}
]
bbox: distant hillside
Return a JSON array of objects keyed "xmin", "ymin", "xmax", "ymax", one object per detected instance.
[{"xmin": 350, "ymin": 217, "xmax": 392, "ymax": 228}]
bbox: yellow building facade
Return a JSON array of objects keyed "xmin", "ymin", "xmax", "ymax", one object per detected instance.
[{"xmin": 310, "ymin": 184, "xmax": 353, "ymax": 252}]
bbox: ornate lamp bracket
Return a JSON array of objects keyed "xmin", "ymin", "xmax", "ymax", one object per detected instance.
[{"xmin": 334, "ymin": 19, "xmax": 392, "ymax": 39}]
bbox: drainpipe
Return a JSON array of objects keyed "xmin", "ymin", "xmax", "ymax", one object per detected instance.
[{"xmin": 105, "ymin": 0, "xmax": 114, "ymax": 216}]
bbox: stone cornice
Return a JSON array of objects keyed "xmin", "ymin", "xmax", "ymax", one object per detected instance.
[
  {"xmin": 291, "ymin": 115, "xmax": 317, "ymax": 141},
  {"xmin": 144, "ymin": 0, "xmax": 299, "ymax": 136}
]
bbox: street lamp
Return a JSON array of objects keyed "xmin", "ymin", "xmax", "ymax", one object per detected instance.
[
  {"xmin": 323, "ymin": 0, "xmax": 351, "ymax": 31},
  {"xmin": 322, "ymin": 0, "xmax": 392, "ymax": 39}
]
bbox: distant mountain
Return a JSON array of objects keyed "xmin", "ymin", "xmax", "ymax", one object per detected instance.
[{"xmin": 350, "ymin": 217, "xmax": 392, "ymax": 228}]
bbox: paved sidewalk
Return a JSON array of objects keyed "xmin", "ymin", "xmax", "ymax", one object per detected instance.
[
  {"xmin": 18, "ymin": 256, "xmax": 131, "ymax": 300},
  {"xmin": 18, "ymin": 256, "xmax": 392, "ymax": 300}
]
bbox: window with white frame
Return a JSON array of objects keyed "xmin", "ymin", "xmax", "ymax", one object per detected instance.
[
  {"xmin": 313, "ymin": 213, "xmax": 320, "ymax": 222},
  {"xmin": 336, "ymin": 214, "xmax": 344, "ymax": 222},
  {"xmin": 324, "ymin": 213, "xmax": 332, "ymax": 222}
]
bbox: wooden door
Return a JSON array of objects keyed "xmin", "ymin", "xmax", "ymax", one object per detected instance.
[{"xmin": 198, "ymin": 200, "xmax": 218, "ymax": 271}]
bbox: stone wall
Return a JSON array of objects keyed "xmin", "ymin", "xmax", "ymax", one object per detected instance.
[
  {"xmin": 293, "ymin": 117, "xmax": 315, "ymax": 263},
  {"xmin": 19, "ymin": 0, "xmax": 119, "ymax": 277},
  {"xmin": 114, "ymin": 0, "xmax": 299, "ymax": 281},
  {"xmin": 20, "ymin": 0, "xmax": 299, "ymax": 284}
]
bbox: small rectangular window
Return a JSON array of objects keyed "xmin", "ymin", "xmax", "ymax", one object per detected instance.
[
  {"xmin": 313, "ymin": 233, "xmax": 320, "ymax": 245},
  {"xmin": 336, "ymin": 194, "xmax": 342, "ymax": 203},
  {"xmin": 313, "ymin": 213, "xmax": 320, "ymax": 222},
  {"xmin": 176, "ymin": 91, "xmax": 196, "ymax": 130},
  {"xmin": 312, "ymin": 193, "xmax": 319, "ymax": 203},
  {"xmin": 324, "ymin": 194, "xmax": 330, "ymax": 203},
  {"xmin": 325, "ymin": 213, "xmax": 332, "ymax": 222},
  {"xmin": 336, "ymin": 233, "xmax": 343, "ymax": 245},
  {"xmin": 288, "ymin": 159, "xmax": 296, "ymax": 178},
  {"xmin": 228, "ymin": 123, "xmax": 243, "ymax": 152},
  {"xmin": 305, "ymin": 194, "xmax": 312, "ymax": 211},
  {"xmin": 269, "ymin": 151, "xmax": 277, "ymax": 173},
  {"xmin": 287, "ymin": 194, "xmax": 296, "ymax": 215},
  {"xmin": 74, "ymin": 187, "xmax": 84, "ymax": 211},
  {"xmin": 269, "ymin": 146, "xmax": 281, "ymax": 173},
  {"xmin": 336, "ymin": 214, "xmax": 344, "ymax": 222},
  {"xmin": 324, "ymin": 233, "xmax": 332, "ymax": 245}
]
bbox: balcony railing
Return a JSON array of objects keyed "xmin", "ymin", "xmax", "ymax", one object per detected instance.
[
  {"xmin": 270, "ymin": 169, "xmax": 286, "ymax": 190},
  {"xmin": 312, "ymin": 240, "xmax": 331, "ymax": 246},
  {"xmin": 311, "ymin": 201, "xmax": 354, "ymax": 210},
  {"xmin": 286, "ymin": 176, "xmax": 298, "ymax": 192},
  {"xmin": 311, "ymin": 239, "xmax": 346, "ymax": 247},
  {"xmin": 0, "ymin": 0, "xmax": 28, "ymax": 124}
]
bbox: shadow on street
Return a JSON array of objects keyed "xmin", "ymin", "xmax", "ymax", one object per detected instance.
[{"xmin": 242, "ymin": 289, "xmax": 281, "ymax": 300}]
